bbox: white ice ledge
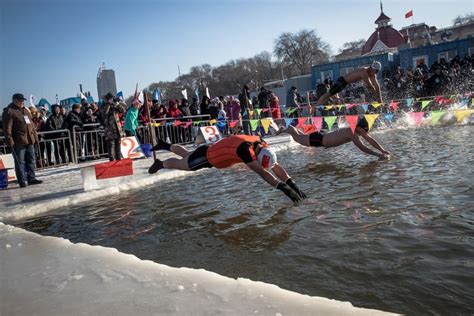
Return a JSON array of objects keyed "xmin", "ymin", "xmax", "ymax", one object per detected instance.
[{"xmin": 0, "ymin": 223, "xmax": 398, "ymax": 316}]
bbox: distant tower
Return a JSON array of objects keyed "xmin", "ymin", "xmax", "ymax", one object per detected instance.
[{"xmin": 96, "ymin": 62, "xmax": 117, "ymax": 100}]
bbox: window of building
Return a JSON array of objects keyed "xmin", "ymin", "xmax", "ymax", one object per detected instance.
[
  {"xmin": 320, "ymin": 70, "xmax": 333, "ymax": 82},
  {"xmin": 438, "ymin": 50, "xmax": 457, "ymax": 62},
  {"xmin": 339, "ymin": 67, "xmax": 353, "ymax": 77},
  {"xmin": 413, "ymin": 55, "xmax": 429, "ymax": 69}
]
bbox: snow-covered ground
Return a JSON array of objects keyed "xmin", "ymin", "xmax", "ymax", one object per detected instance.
[
  {"xmin": 0, "ymin": 135, "xmax": 399, "ymax": 315},
  {"xmin": 0, "ymin": 223, "xmax": 397, "ymax": 315}
]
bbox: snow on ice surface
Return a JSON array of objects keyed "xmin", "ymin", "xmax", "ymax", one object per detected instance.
[
  {"xmin": 0, "ymin": 135, "xmax": 295, "ymax": 223},
  {"xmin": 0, "ymin": 223, "xmax": 398, "ymax": 316}
]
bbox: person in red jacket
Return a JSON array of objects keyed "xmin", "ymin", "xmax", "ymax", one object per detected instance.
[{"xmin": 148, "ymin": 135, "xmax": 305, "ymax": 203}]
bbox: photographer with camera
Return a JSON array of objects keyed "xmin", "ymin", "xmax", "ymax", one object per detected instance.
[{"xmin": 102, "ymin": 92, "xmax": 126, "ymax": 161}]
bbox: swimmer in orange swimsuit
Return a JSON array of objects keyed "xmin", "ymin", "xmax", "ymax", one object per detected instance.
[
  {"xmin": 280, "ymin": 117, "xmax": 391, "ymax": 159},
  {"xmin": 148, "ymin": 135, "xmax": 306, "ymax": 203}
]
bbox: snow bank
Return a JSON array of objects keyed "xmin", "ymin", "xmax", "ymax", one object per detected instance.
[{"xmin": 0, "ymin": 223, "xmax": 397, "ymax": 315}]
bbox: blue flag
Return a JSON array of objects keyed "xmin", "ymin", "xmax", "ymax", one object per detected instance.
[
  {"xmin": 406, "ymin": 98, "xmax": 414, "ymax": 107},
  {"xmin": 116, "ymin": 91, "xmax": 124, "ymax": 101},
  {"xmin": 153, "ymin": 89, "xmax": 161, "ymax": 103},
  {"xmin": 194, "ymin": 87, "xmax": 200, "ymax": 100},
  {"xmin": 384, "ymin": 113, "xmax": 394, "ymax": 122},
  {"xmin": 361, "ymin": 104, "xmax": 369, "ymax": 113},
  {"xmin": 284, "ymin": 118, "xmax": 294, "ymax": 128}
]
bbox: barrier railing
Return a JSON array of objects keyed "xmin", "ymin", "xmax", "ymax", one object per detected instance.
[
  {"xmin": 72, "ymin": 124, "xmax": 109, "ymax": 163},
  {"xmin": 35, "ymin": 129, "xmax": 74, "ymax": 169}
]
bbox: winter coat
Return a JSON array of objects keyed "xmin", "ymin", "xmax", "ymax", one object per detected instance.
[
  {"xmin": 102, "ymin": 101, "xmax": 126, "ymax": 140},
  {"xmin": 124, "ymin": 107, "xmax": 139, "ymax": 136},
  {"xmin": 63, "ymin": 111, "xmax": 83, "ymax": 133},
  {"xmin": 45, "ymin": 114, "xmax": 65, "ymax": 139},
  {"xmin": 1, "ymin": 103, "xmax": 38, "ymax": 146}
]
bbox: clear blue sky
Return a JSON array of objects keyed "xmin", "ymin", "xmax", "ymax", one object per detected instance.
[{"xmin": 1, "ymin": 0, "xmax": 472, "ymax": 107}]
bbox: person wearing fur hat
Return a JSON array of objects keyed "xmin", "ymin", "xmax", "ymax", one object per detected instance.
[{"xmin": 315, "ymin": 61, "xmax": 384, "ymax": 107}]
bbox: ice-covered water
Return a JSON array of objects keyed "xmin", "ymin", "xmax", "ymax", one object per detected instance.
[{"xmin": 18, "ymin": 125, "xmax": 474, "ymax": 315}]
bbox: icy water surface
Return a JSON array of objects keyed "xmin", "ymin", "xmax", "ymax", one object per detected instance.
[{"xmin": 19, "ymin": 125, "xmax": 474, "ymax": 315}]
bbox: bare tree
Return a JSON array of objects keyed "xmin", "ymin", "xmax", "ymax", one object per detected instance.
[
  {"xmin": 453, "ymin": 13, "xmax": 474, "ymax": 25},
  {"xmin": 274, "ymin": 29, "xmax": 331, "ymax": 75},
  {"xmin": 340, "ymin": 39, "xmax": 366, "ymax": 53}
]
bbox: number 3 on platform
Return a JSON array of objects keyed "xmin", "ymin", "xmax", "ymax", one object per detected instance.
[{"xmin": 201, "ymin": 126, "xmax": 222, "ymax": 144}]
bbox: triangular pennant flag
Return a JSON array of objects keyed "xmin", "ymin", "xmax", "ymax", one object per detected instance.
[
  {"xmin": 390, "ymin": 100, "xmax": 399, "ymax": 111},
  {"xmin": 302, "ymin": 124, "xmax": 316, "ymax": 134},
  {"xmin": 406, "ymin": 98, "xmax": 414, "ymax": 107},
  {"xmin": 216, "ymin": 121, "xmax": 227, "ymax": 129},
  {"xmin": 287, "ymin": 107, "xmax": 297, "ymax": 115},
  {"xmin": 471, "ymin": 97, "xmax": 474, "ymax": 105},
  {"xmin": 173, "ymin": 120, "xmax": 182, "ymax": 127},
  {"xmin": 324, "ymin": 116, "xmax": 337, "ymax": 130},
  {"xmin": 346, "ymin": 103, "xmax": 357, "ymax": 110},
  {"xmin": 193, "ymin": 121, "xmax": 202, "ymax": 126},
  {"xmin": 297, "ymin": 117, "xmax": 307, "ymax": 128},
  {"xmin": 181, "ymin": 89, "xmax": 188, "ymax": 100},
  {"xmin": 249, "ymin": 110, "xmax": 254, "ymax": 117},
  {"xmin": 361, "ymin": 104, "xmax": 369, "ymax": 113},
  {"xmin": 345, "ymin": 115, "xmax": 359, "ymax": 134},
  {"xmin": 152, "ymin": 122, "xmax": 161, "ymax": 127},
  {"xmin": 312, "ymin": 117, "xmax": 323, "ymax": 132},
  {"xmin": 249, "ymin": 119, "xmax": 259, "ymax": 131},
  {"xmin": 372, "ymin": 102, "xmax": 382, "ymax": 109},
  {"xmin": 431, "ymin": 111, "xmax": 445, "ymax": 125},
  {"xmin": 421, "ymin": 100, "xmax": 431, "ymax": 110},
  {"xmin": 229, "ymin": 120, "xmax": 239, "ymax": 129},
  {"xmin": 284, "ymin": 118, "xmax": 294, "ymax": 128},
  {"xmin": 261, "ymin": 118, "xmax": 272, "ymax": 133},
  {"xmin": 182, "ymin": 122, "xmax": 192, "ymax": 128},
  {"xmin": 262, "ymin": 108, "xmax": 269, "ymax": 112},
  {"xmin": 384, "ymin": 113, "xmax": 394, "ymax": 122},
  {"xmin": 255, "ymin": 109, "xmax": 262, "ymax": 116},
  {"xmin": 454, "ymin": 109, "xmax": 473, "ymax": 124},
  {"xmin": 364, "ymin": 114, "xmax": 380, "ymax": 131},
  {"xmin": 324, "ymin": 105, "xmax": 333, "ymax": 110},
  {"xmin": 409, "ymin": 112, "xmax": 424, "ymax": 127},
  {"xmin": 209, "ymin": 119, "xmax": 217, "ymax": 125}
]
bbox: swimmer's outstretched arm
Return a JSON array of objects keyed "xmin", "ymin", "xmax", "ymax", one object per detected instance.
[
  {"xmin": 352, "ymin": 134, "xmax": 387, "ymax": 159},
  {"xmin": 357, "ymin": 128, "xmax": 391, "ymax": 155},
  {"xmin": 246, "ymin": 161, "xmax": 302, "ymax": 203}
]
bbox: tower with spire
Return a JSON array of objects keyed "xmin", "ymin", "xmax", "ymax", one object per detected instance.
[{"xmin": 361, "ymin": 0, "xmax": 406, "ymax": 55}]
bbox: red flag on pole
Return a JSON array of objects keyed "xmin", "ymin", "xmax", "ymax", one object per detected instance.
[{"xmin": 405, "ymin": 10, "xmax": 413, "ymax": 18}]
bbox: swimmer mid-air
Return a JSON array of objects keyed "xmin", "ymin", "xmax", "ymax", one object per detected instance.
[{"xmin": 148, "ymin": 135, "xmax": 307, "ymax": 203}]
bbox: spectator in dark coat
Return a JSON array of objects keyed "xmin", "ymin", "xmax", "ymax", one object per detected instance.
[
  {"xmin": 2, "ymin": 93, "xmax": 42, "ymax": 187},
  {"xmin": 45, "ymin": 104, "xmax": 68, "ymax": 165},
  {"xmin": 102, "ymin": 93, "xmax": 126, "ymax": 161}
]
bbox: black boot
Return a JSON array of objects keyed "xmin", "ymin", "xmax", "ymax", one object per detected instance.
[
  {"xmin": 152, "ymin": 139, "xmax": 172, "ymax": 151},
  {"xmin": 148, "ymin": 159, "xmax": 164, "ymax": 174}
]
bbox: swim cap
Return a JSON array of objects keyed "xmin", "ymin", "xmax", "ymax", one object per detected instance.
[
  {"xmin": 371, "ymin": 61, "xmax": 382, "ymax": 71},
  {"xmin": 257, "ymin": 147, "xmax": 277, "ymax": 169}
]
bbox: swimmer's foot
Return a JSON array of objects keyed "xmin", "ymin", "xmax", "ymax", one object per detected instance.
[
  {"xmin": 148, "ymin": 159, "xmax": 164, "ymax": 174},
  {"xmin": 276, "ymin": 125, "xmax": 286, "ymax": 135},
  {"xmin": 152, "ymin": 139, "xmax": 172, "ymax": 151}
]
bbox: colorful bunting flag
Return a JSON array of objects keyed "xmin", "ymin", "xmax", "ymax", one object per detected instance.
[
  {"xmin": 209, "ymin": 119, "xmax": 217, "ymax": 125},
  {"xmin": 181, "ymin": 89, "xmax": 188, "ymax": 100},
  {"xmin": 372, "ymin": 102, "xmax": 382, "ymax": 109},
  {"xmin": 312, "ymin": 117, "xmax": 323, "ymax": 132},
  {"xmin": 324, "ymin": 116, "xmax": 337, "ymax": 130},
  {"xmin": 346, "ymin": 103, "xmax": 357, "ymax": 110},
  {"xmin": 297, "ymin": 117, "xmax": 307, "ymax": 128},
  {"xmin": 384, "ymin": 113, "xmax": 394, "ymax": 122},
  {"xmin": 287, "ymin": 107, "xmax": 297, "ymax": 115},
  {"xmin": 421, "ymin": 100, "xmax": 431, "ymax": 110},
  {"xmin": 361, "ymin": 104, "xmax": 369, "ymax": 113},
  {"xmin": 364, "ymin": 114, "xmax": 380, "ymax": 131},
  {"xmin": 261, "ymin": 118, "xmax": 272, "ymax": 133},
  {"xmin": 249, "ymin": 110, "xmax": 254, "ymax": 117},
  {"xmin": 249, "ymin": 119, "xmax": 259, "ymax": 131},
  {"xmin": 410, "ymin": 112, "xmax": 424, "ymax": 127},
  {"xmin": 345, "ymin": 115, "xmax": 359, "ymax": 134},
  {"xmin": 182, "ymin": 122, "xmax": 192, "ymax": 128},
  {"xmin": 173, "ymin": 120, "xmax": 182, "ymax": 127},
  {"xmin": 255, "ymin": 109, "xmax": 262, "ymax": 116},
  {"xmin": 453, "ymin": 109, "xmax": 473, "ymax": 124},
  {"xmin": 430, "ymin": 111, "xmax": 445, "ymax": 125},
  {"xmin": 390, "ymin": 100, "xmax": 399, "ymax": 111},
  {"xmin": 193, "ymin": 121, "xmax": 202, "ymax": 126},
  {"xmin": 229, "ymin": 120, "xmax": 239, "ymax": 129},
  {"xmin": 302, "ymin": 124, "xmax": 316, "ymax": 134},
  {"xmin": 406, "ymin": 98, "xmax": 414, "ymax": 107},
  {"xmin": 284, "ymin": 118, "xmax": 294, "ymax": 128}
]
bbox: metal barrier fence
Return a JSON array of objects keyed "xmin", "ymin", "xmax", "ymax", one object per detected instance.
[{"xmin": 72, "ymin": 124, "xmax": 109, "ymax": 164}]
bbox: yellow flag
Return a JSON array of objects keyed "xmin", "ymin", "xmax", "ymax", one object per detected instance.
[
  {"xmin": 324, "ymin": 105, "xmax": 333, "ymax": 110},
  {"xmin": 372, "ymin": 102, "xmax": 382, "ymax": 109},
  {"xmin": 249, "ymin": 110, "xmax": 254, "ymax": 117},
  {"xmin": 209, "ymin": 119, "xmax": 217, "ymax": 125},
  {"xmin": 153, "ymin": 122, "xmax": 161, "ymax": 127},
  {"xmin": 261, "ymin": 118, "xmax": 272, "ymax": 133},
  {"xmin": 454, "ymin": 109, "xmax": 473, "ymax": 124},
  {"xmin": 364, "ymin": 114, "xmax": 380, "ymax": 131}
]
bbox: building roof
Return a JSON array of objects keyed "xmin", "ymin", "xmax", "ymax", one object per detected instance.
[
  {"xmin": 361, "ymin": 26, "xmax": 406, "ymax": 55},
  {"xmin": 375, "ymin": 12, "xmax": 391, "ymax": 24}
]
